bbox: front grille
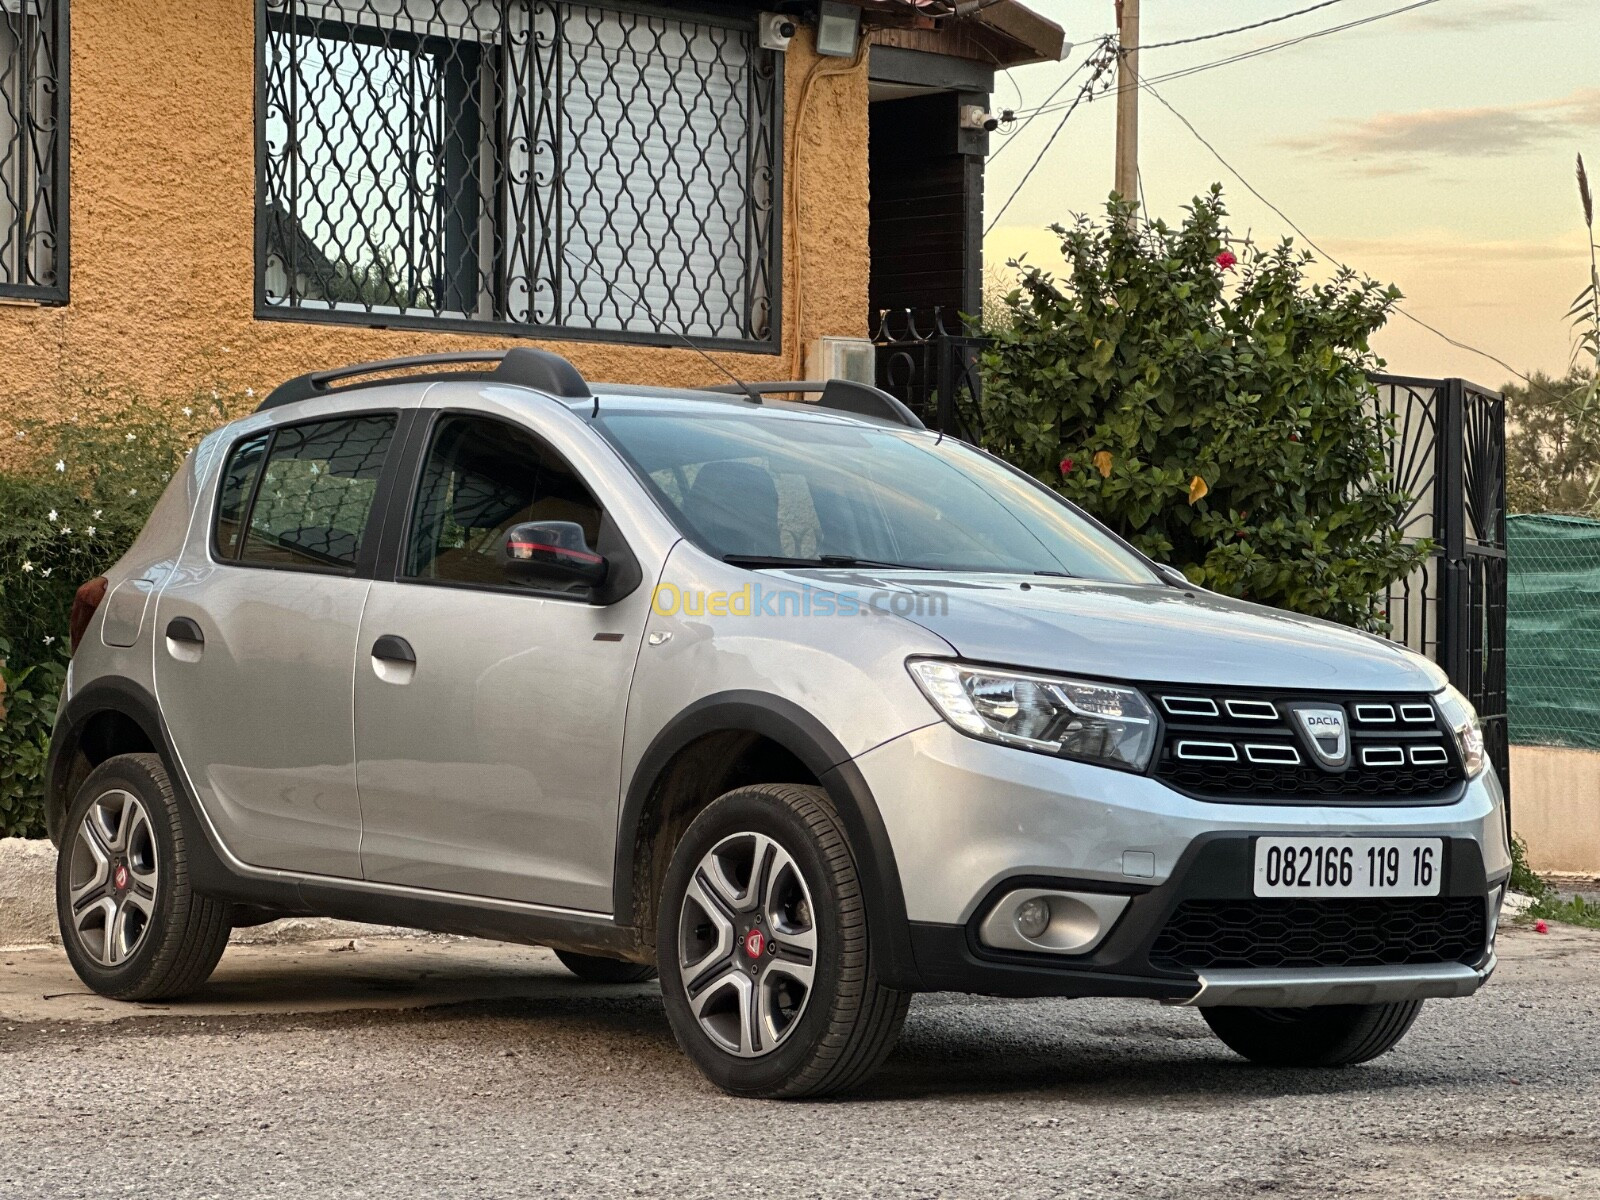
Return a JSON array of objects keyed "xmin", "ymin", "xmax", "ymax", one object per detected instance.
[
  {"xmin": 1151, "ymin": 689, "xmax": 1463, "ymax": 801},
  {"xmin": 1148, "ymin": 897, "xmax": 1487, "ymax": 971}
]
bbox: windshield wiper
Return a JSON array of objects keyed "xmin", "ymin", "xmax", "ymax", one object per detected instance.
[{"xmin": 721, "ymin": 554, "xmax": 921, "ymax": 570}]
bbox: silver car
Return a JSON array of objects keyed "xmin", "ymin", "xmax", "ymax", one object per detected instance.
[{"xmin": 48, "ymin": 349, "xmax": 1510, "ymax": 1098}]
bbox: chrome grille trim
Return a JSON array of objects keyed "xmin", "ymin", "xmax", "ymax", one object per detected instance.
[
  {"xmin": 1175, "ymin": 741, "xmax": 1238, "ymax": 762},
  {"xmin": 1225, "ymin": 699, "xmax": 1278, "ymax": 721},
  {"xmin": 1400, "ymin": 703, "xmax": 1436, "ymax": 724},
  {"xmin": 1354, "ymin": 704, "xmax": 1396, "ymax": 723},
  {"xmin": 1409, "ymin": 745, "xmax": 1450, "ymax": 766},
  {"xmin": 1244, "ymin": 743, "xmax": 1301, "ymax": 766},
  {"xmin": 1361, "ymin": 746, "xmax": 1407, "ymax": 767},
  {"xmin": 1162, "ymin": 697, "xmax": 1219, "ymax": 718}
]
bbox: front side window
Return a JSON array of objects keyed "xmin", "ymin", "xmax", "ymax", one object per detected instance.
[
  {"xmin": 213, "ymin": 415, "xmax": 396, "ymax": 571},
  {"xmin": 597, "ymin": 410, "xmax": 1157, "ymax": 583},
  {"xmin": 405, "ymin": 414, "xmax": 604, "ymax": 593},
  {"xmin": 0, "ymin": 0, "xmax": 66, "ymax": 301},
  {"xmin": 258, "ymin": 0, "xmax": 780, "ymax": 348}
]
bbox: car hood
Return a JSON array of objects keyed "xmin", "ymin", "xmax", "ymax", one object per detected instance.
[{"xmin": 769, "ymin": 571, "xmax": 1445, "ymax": 693}]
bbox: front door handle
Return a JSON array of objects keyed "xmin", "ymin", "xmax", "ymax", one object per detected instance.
[
  {"xmin": 165, "ymin": 616, "xmax": 205, "ymax": 646},
  {"xmin": 371, "ymin": 634, "xmax": 415, "ymax": 665}
]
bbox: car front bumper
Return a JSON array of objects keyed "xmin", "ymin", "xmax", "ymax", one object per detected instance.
[{"xmin": 854, "ymin": 723, "xmax": 1510, "ymax": 1001}]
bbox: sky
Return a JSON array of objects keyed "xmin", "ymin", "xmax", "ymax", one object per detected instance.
[{"xmin": 981, "ymin": 0, "xmax": 1600, "ymax": 389}]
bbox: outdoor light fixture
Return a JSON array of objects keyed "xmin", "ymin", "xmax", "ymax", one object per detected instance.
[{"xmin": 813, "ymin": 1, "xmax": 861, "ymax": 57}]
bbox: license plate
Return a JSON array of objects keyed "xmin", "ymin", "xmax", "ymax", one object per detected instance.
[{"xmin": 1253, "ymin": 837, "xmax": 1443, "ymax": 898}]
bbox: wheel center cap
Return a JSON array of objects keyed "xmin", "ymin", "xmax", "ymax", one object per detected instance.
[
  {"xmin": 743, "ymin": 929, "xmax": 765, "ymax": 959},
  {"xmin": 113, "ymin": 863, "xmax": 130, "ymax": 892}
]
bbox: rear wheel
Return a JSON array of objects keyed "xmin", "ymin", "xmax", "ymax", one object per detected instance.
[
  {"xmin": 1203, "ymin": 1001, "xmax": 1424, "ymax": 1067},
  {"xmin": 554, "ymin": 949, "xmax": 657, "ymax": 984},
  {"xmin": 656, "ymin": 783, "xmax": 910, "ymax": 1099},
  {"xmin": 55, "ymin": 753, "xmax": 231, "ymax": 1001}
]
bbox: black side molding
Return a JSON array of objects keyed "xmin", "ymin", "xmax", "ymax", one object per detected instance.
[{"xmin": 257, "ymin": 348, "xmax": 591, "ymax": 412}]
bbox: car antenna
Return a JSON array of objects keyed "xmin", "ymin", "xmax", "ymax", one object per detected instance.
[{"xmin": 600, "ymin": 278, "xmax": 767, "ymax": 412}]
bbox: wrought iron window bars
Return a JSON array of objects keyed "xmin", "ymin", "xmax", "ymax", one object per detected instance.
[
  {"xmin": 257, "ymin": 0, "xmax": 782, "ymax": 350},
  {"xmin": 0, "ymin": 0, "xmax": 67, "ymax": 303}
]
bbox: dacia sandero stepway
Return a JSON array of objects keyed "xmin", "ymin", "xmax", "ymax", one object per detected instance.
[{"xmin": 48, "ymin": 348, "xmax": 1508, "ymax": 1098}]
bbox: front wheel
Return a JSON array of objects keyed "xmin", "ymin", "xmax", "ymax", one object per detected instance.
[
  {"xmin": 657, "ymin": 783, "xmax": 910, "ymax": 1099},
  {"xmin": 1203, "ymin": 1001, "xmax": 1424, "ymax": 1067}
]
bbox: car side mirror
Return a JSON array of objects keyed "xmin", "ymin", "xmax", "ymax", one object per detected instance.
[
  {"xmin": 1153, "ymin": 563, "xmax": 1192, "ymax": 589},
  {"xmin": 502, "ymin": 521, "xmax": 609, "ymax": 592}
]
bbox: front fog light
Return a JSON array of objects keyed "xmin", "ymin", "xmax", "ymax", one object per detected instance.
[{"xmin": 1015, "ymin": 898, "xmax": 1051, "ymax": 939}]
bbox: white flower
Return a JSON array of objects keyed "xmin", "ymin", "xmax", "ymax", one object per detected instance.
[
  {"xmin": 128, "ymin": 488, "xmax": 138, "ymax": 496},
  {"xmin": 42, "ymin": 635, "xmax": 55, "ymax": 645},
  {"xmin": 47, "ymin": 509, "xmax": 57, "ymax": 522},
  {"xmin": 85, "ymin": 526, "xmax": 96, "ymax": 537},
  {"xmin": 125, "ymin": 432, "xmax": 136, "ymax": 442},
  {"xmin": 61, "ymin": 527, "xmax": 71, "ymax": 535},
  {"xmin": 20, "ymin": 561, "xmax": 32, "ymax": 572},
  {"xmin": 13, "ymin": 430, "xmax": 24, "ymax": 439},
  {"xmin": 92, "ymin": 509, "xmax": 102, "ymax": 519},
  {"xmin": 221, "ymin": 346, "xmax": 231, "ymax": 353},
  {"xmin": 183, "ymin": 406, "xmax": 193, "ymax": 417},
  {"xmin": 54, "ymin": 460, "xmax": 65, "ymax": 472},
  {"xmin": 40, "ymin": 567, "xmax": 51, "ymax": 577},
  {"xmin": 245, "ymin": 387, "xmax": 255, "ymax": 397}
]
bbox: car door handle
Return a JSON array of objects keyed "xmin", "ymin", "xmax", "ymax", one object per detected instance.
[
  {"xmin": 371, "ymin": 634, "xmax": 415, "ymax": 665},
  {"xmin": 165, "ymin": 616, "xmax": 205, "ymax": 646}
]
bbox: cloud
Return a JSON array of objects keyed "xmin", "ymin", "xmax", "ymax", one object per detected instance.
[
  {"xmin": 1396, "ymin": 1, "xmax": 1565, "ymax": 31},
  {"xmin": 1277, "ymin": 88, "xmax": 1600, "ymax": 173}
]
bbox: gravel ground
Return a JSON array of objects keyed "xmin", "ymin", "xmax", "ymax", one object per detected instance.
[{"xmin": 2, "ymin": 925, "xmax": 1596, "ymax": 1200}]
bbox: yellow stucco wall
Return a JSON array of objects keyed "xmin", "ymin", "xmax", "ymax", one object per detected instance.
[
  {"xmin": 1510, "ymin": 744, "xmax": 1600, "ymax": 877},
  {"xmin": 0, "ymin": 1, "xmax": 869, "ymax": 429}
]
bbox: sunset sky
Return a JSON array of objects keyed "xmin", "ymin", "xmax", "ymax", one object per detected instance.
[{"xmin": 982, "ymin": 0, "xmax": 1600, "ymax": 389}]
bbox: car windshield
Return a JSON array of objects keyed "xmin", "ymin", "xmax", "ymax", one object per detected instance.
[{"xmin": 594, "ymin": 408, "xmax": 1155, "ymax": 583}]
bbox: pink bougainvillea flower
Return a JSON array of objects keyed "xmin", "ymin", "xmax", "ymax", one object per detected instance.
[
  {"xmin": 1215, "ymin": 250, "xmax": 1238, "ymax": 271},
  {"xmin": 1059, "ymin": 457, "xmax": 1074, "ymax": 474},
  {"xmin": 1535, "ymin": 920, "xmax": 1549, "ymax": 934}
]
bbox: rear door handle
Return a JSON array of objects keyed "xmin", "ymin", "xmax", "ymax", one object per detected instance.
[
  {"xmin": 165, "ymin": 616, "xmax": 205, "ymax": 646},
  {"xmin": 371, "ymin": 634, "xmax": 415, "ymax": 665}
]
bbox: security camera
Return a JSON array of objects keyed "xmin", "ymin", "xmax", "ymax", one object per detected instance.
[{"xmin": 759, "ymin": 12, "xmax": 796, "ymax": 51}]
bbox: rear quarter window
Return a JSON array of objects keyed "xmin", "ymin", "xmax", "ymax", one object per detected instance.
[{"xmin": 212, "ymin": 414, "xmax": 396, "ymax": 571}]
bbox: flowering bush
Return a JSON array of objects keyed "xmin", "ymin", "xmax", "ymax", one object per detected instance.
[
  {"xmin": 980, "ymin": 188, "xmax": 1429, "ymax": 630},
  {"xmin": 0, "ymin": 384, "xmax": 243, "ymax": 836}
]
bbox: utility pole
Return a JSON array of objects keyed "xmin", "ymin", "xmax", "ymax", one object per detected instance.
[{"xmin": 1114, "ymin": 0, "xmax": 1140, "ymax": 205}]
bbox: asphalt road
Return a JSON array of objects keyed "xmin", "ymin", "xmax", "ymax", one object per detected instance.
[{"xmin": 2, "ymin": 925, "xmax": 1597, "ymax": 1200}]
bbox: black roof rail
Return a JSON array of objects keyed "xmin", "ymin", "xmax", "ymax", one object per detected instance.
[
  {"xmin": 255, "ymin": 347, "xmax": 590, "ymax": 412},
  {"xmin": 704, "ymin": 379, "xmax": 924, "ymax": 430}
]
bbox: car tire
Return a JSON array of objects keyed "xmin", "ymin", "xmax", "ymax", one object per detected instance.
[
  {"xmin": 554, "ymin": 949, "xmax": 658, "ymax": 984},
  {"xmin": 1202, "ymin": 1000, "xmax": 1424, "ymax": 1067},
  {"xmin": 55, "ymin": 752, "xmax": 232, "ymax": 1002},
  {"xmin": 656, "ymin": 783, "xmax": 911, "ymax": 1099}
]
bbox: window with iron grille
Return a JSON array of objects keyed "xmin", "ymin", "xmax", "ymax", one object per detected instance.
[
  {"xmin": 0, "ymin": 0, "xmax": 67, "ymax": 302},
  {"xmin": 257, "ymin": 0, "xmax": 782, "ymax": 350}
]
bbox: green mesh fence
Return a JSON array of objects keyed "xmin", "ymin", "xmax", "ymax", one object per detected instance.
[{"xmin": 1508, "ymin": 513, "xmax": 1600, "ymax": 749}]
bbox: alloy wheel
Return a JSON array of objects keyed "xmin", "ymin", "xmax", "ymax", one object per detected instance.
[
  {"xmin": 677, "ymin": 831, "xmax": 817, "ymax": 1058},
  {"xmin": 66, "ymin": 789, "xmax": 159, "ymax": 967}
]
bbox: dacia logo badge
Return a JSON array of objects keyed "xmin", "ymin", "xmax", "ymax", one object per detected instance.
[{"xmin": 1290, "ymin": 704, "xmax": 1350, "ymax": 770}]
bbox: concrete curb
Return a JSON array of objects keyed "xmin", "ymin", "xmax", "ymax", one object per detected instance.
[{"xmin": 0, "ymin": 837, "xmax": 405, "ymax": 949}]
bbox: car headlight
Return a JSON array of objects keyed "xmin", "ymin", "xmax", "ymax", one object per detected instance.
[
  {"xmin": 908, "ymin": 659, "xmax": 1157, "ymax": 771},
  {"xmin": 1436, "ymin": 684, "xmax": 1486, "ymax": 778}
]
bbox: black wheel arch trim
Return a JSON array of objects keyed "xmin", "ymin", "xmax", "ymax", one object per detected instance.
[{"xmin": 614, "ymin": 691, "xmax": 920, "ymax": 990}]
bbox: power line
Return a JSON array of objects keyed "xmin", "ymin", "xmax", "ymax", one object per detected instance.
[
  {"xmin": 1136, "ymin": 0, "xmax": 1354, "ymax": 51},
  {"xmin": 985, "ymin": 49, "xmax": 1118, "ymax": 234},
  {"xmin": 1137, "ymin": 76, "xmax": 1557, "ymax": 396},
  {"xmin": 1012, "ymin": 0, "xmax": 1442, "ymax": 121},
  {"xmin": 988, "ymin": 37, "xmax": 1112, "ymax": 163}
]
